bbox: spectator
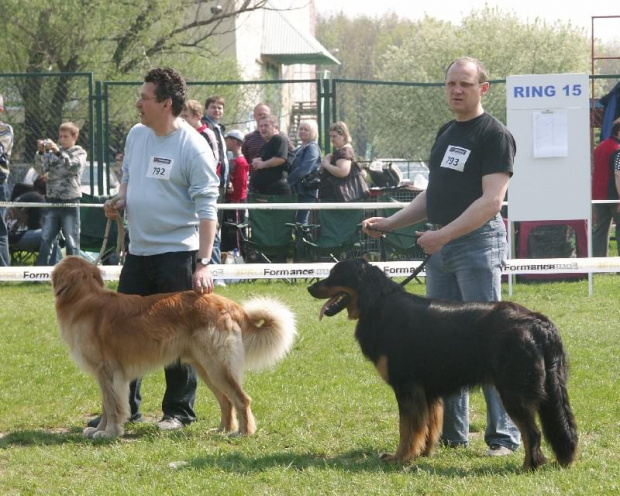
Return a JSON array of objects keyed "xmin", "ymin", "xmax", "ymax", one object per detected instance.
[
  {"xmin": 250, "ymin": 115, "xmax": 293, "ymax": 196},
  {"xmin": 363, "ymin": 57, "xmax": 520, "ymax": 457},
  {"xmin": 222, "ymin": 129, "xmax": 248, "ymax": 253},
  {"xmin": 7, "ymin": 177, "xmax": 61, "ymax": 265},
  {"xmin": 242, "ymin": 103, "xmax": 272, "ymax": 165},
  {"xmin": 289, "ymin": 120, "xmax": 321, "ymax": 223},
  {"xmin": 181, "ymin": 100, "xmax": 219, "ymax": 163},
  {"xmin": 93, "ymin": 67, "xmax": 219, "ymax": 432},
  {"xmin": 592, "ymin": 119, "xmax": 620, "ymax": 257},
  {"xmin": 202, "ymin": 95, "xmax": 229, "ymax": 283},
  {"xmin": 0, "ymin": 93, "xmax": 14, "ymax": 266},
  {"xmin": 319, "ymin": 121, "xmax": 368, "ymax": 202},
  {"xmin": 34, "ymin": 122, "xmax": 87, "ymax": 266}
]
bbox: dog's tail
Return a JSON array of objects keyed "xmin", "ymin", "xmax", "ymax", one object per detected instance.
[
  {"xmin": 241, "ymin": 297, "xmax": 297, "ymax": 371},
  {"xmin": 537, "ymin": 316, "xmax": 578, "ymax": 467}
]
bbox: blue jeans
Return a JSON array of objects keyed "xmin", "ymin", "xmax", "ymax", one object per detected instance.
[
  {"xmin": 295, "ymin": 190, "xmax": 318, "ymax": 224},
  {"xmin": 14, "ymin": 229, "xmax": 61, "ymax": 265},
  {"xmin": 119, "ymin": 251, "xmax": 198, "ymax": 424},
  {"xmin": 426, "ymin": 214, "xmax": 521, "ymax": 451},
  {"xmin": 0, "ymin": 183, "xmax": 8, "ymax": 266},
  {"xmin": 35, "ymin": 201, "xmax": 80, "ymax": 266}
]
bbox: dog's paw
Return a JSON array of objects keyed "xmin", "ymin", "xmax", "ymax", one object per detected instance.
[
  {"xmin": 379, "ymin": 452, "xmax": 410, "ymax": 463},
  {"xmin": 92, "ymin": 430, "xmax": 119, "ymax": 440},
  {"xmin": 83, "ymin": 427, "xmax": 98, "ymax": 438}
]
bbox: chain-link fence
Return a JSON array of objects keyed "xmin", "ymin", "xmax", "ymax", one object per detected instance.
[
  {"xmin": 103, "ymin": 79, "xmax": 323, "ymax": 173},
  {"xmin": 2, "ymin": 72, "xmax": 619, "ymax": 195},
  {"xmin": 330, "ymin": 79, "xmax": 508, "ymax": 161},
  {"xmin": 0, "ymin": 72, "xmax": 93, "ymax": 187}
]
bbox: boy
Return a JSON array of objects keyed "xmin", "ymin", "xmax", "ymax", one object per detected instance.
[
  {"xmin": 222, "ymin": 130, "xmax": 248, "ymax": 253},
  {"xmin": 34, "ymin": 121, "xmax": 87, "ymax": 265}
]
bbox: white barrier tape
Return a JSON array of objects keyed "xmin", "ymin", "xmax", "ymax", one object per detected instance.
[
  {"xmin": 2, "ymin": 257, "xmax": 620, "ymax": 282},
  {"xmin": 1, "ymin": 201, "xmax": 409, "ymax": 210}
]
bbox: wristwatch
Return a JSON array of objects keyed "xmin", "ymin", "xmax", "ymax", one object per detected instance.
[{"xmin": 197, "ymin": 258, "xmax": 211, "ymax": 266}]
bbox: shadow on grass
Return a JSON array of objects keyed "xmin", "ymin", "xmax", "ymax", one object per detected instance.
[
  {"xmin": 0, "ymin": 429, "xmax": 528, "ymax": 477},
  {"xmin": 0, "ymin": 428, "xmax": 102, "ymax": 447},
  {"xmin": 186, "ymin": 448, "xmax": 526, "ymax": 477}
]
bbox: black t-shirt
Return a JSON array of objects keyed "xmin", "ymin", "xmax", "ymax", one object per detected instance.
[
  {"xmin": 426, "ymin": 112, "xmax": 515, "ymax": 225},
  {"xmin": 250, "ymin": 134, "xmax": 292, "ymax": 192}
]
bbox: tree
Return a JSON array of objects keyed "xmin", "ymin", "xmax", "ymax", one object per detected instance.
[
  {"xmin": 317, "ymin": 7, "xmax": 593, "ymax": 160},
  {"xmin": 0, "ymin": 0, "xmax": 269, "ymax": 159}
]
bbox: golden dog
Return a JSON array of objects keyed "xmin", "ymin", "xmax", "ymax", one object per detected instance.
[{"xmin": 51, "ymin": 256, "xmax": 296, "ymax": 440}]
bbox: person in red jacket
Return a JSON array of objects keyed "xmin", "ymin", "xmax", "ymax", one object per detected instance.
[
  {"xmin": 592, "ymin": 119, "xmax": 620, "ymax": 257},
  {"xmin": 221, "ymin": 130, "xmax": 249, "ymax": 253}
]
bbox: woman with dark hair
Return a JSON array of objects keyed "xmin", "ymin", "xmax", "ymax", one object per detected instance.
[{"xmin": 319, "ymin": 121, "xmax": 368, "ymax": 202}]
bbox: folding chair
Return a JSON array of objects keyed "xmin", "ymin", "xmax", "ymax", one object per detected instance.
[
  {"xmin": 294, "ymin": 205, "xmax": 365, "ymax": 262},
  {"xmin": 228, "ymin": 193, "xmax": 296, "ymax": 264}
]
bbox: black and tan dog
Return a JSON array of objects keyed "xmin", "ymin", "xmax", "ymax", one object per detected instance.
[{"xmin": 308, "ymin": 258, "xmax": 578, "ymax": 470}]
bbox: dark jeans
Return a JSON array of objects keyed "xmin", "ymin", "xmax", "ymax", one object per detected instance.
[{"xmin": 120, "ymin": 251, "xmax": 198, "ymax": 424}]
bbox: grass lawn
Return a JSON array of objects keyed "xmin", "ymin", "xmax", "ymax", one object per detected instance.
[{"xmin": 0, "ymin": 274, "xmax": 619, "ymax": 495}]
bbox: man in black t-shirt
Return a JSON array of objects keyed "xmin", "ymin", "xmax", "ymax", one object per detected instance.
[
  {"xmin": 363, "ymin": 57, "xmax": 520, "ymax": 457},
  {"xmin": 249, "ymin": 115, "xmax": 293, "ymax": 195}
]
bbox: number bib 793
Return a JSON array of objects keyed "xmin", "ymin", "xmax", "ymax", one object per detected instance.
[
  {"xmin": 146, "ymin": 156, "xmax": 174, "ymax": 180},
  {"xmin": 440, "ymin": 145, "xmax": 471, "ymax": 173}
]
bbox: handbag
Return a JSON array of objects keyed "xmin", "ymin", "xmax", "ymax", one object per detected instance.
[
  {"xmin": 320, "ymin": 162, "xmax": 369, "ymax": 202},
  {"xmin": 299, "ymin": 168, "xmax": 322, "ymax": 191}
]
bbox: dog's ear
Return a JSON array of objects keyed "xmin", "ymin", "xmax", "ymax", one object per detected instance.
[{"xmin": 91, "ymin": 263, "xmax": 104, "ymax": 287}]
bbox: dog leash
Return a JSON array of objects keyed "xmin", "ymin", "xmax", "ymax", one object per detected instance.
[
  {"xmin": 364, "ymin": 225, "xmax": 431, "ymax": 287},
  {"xmin": 94, "ymin": 197, "xmax": 126, "ymax": 265}
]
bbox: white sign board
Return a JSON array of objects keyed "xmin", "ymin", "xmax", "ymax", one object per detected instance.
[{"xmin": 506, "ymin": 74, "xmax": 590, "ymax": 222}]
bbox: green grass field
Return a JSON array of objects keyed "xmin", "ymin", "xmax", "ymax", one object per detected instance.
[{"xmin": 1, "ymin": 275, "xmax": 619, "ymax": 495}]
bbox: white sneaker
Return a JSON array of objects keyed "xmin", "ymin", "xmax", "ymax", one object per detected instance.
[
  {"xmin": 485, "ymin": 445, "xmax": 515, "ymax": 456},
  {"xmin": 157, "ymin": 417, "xmax": 184, "ymax": 431}
]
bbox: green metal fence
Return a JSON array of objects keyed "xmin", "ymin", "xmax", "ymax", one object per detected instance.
[
  {"xmin": 0, "ymin": 72, "xmax": 94, "ymax": 190},
  {"xmin": 2, "ymin": 72, "xmax": 619, "ymax": 198}
]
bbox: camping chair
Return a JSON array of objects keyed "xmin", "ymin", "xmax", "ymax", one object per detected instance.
[
  {"xmin": 377, "ymin": 193, "xmax": 426, "ymax": 265},
  {"xmin": 227, "ymin": 193, "xmax": 296, "ymax": 264},
  {"xmin": 294, "ymin": 205, "xmax": 365, "ymax": 262}
]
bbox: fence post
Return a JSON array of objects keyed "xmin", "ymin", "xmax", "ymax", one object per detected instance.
[
  {"xmin": 320, "ymin": 75, "xmax": 333, "ymax": 153},
  {"xmin": 94, "ymin": 81, "xmax": 105, "ymax": 196}
]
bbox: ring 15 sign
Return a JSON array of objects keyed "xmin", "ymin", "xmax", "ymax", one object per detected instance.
[{"xmin": 507, "ymin": 73, "xmax": 588, "ymax": 110}]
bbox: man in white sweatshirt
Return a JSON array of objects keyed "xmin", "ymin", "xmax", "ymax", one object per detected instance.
[{"xmin": 97, "ymin": 67, "xmax": 219, "ymax": 431}]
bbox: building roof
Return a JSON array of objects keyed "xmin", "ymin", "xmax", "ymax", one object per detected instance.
[{"xmin": 261, "ymin": 8, "xmax": 340, "ymax": 66}]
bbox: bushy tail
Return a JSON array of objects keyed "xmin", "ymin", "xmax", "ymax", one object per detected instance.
[
  {"xmin": 537, "ymin": 318, "xmax": 578, "ymax": 467},
  {"xmin": 241, "ymin": 297, "xmax": 297, "ymax": 371}
]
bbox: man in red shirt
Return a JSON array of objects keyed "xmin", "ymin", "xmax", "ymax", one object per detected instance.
[{"xmin": 592, "ymin": 119, "xmax": 620, "ymax": 257}]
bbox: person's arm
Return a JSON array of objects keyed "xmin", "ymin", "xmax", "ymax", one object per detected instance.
[
  {"xmin": 363, "ymin": 190, "xmax": 428, "ymax": 238},
  {"xmin": 193, "ymin": 218, "xmax": 217, "ymax": 294},
  {"xmin": 416, "ymin": 172, "xmax": 510, "ymax": 254},
  {"xmin": 321, "ymin": 145, "xmax": 353, "ymax": 178},
  {"xmin": 103, "ymin": 182, "xmax": 127, "ymax": 220},
  {"xmin": 252, "ymin": 135, "xmax": 287, "ymax": 170},
  {"xmin": 252, "ymin": 156, "xmax": 285, "ymax": 170}
]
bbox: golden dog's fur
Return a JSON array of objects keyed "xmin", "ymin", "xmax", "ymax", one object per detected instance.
[{"xmin": 51, "ymin": 256, "xmax": 296, "ymax": 440}]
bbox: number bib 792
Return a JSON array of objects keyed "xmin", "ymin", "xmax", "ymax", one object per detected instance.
[
  {"xmin": 146, "ymin": 156, "xmax": 174, "ymax": 180},
  {"xmin": 440, "ymin": 145, "xmax": 471, "ymax": 173}
]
